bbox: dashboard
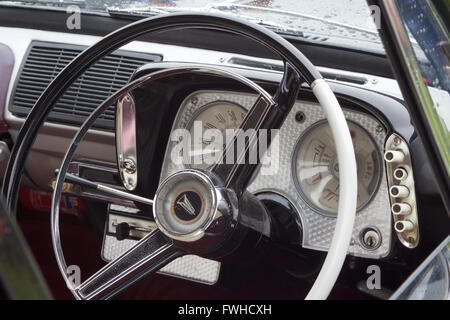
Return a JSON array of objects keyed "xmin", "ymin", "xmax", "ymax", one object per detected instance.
[
  {"xmin": 160, "ymin": 90, "xmax": 391, "ymax": 258},
  {"xmin": 0, "ymin": 22, "xmax": 431, "ymax": 280}
]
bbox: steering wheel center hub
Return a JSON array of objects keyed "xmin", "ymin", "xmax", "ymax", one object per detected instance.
[{"xmin": 153, "ymin": 170, "xmax": 218, "ymax": 242}]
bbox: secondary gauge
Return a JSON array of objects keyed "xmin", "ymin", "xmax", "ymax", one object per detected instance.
[
  {"xmin": 187, "ymin": 101, "xmax": 247, "ymax": 170},
  {"xmin": 293, "ymin": 120, "xmax": 382, "ymax": 216}
]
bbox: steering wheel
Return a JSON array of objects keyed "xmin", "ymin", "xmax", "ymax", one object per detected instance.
[{"xmin": 2, "ymin": 13, "xmax": 357, "ymax": 300}]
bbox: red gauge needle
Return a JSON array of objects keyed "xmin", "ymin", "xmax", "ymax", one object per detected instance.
[
  {"xmin": 312, "ymin": 176, "xmax": 321, "ymax": 183},
  {"xmin": 324, "ymin": 191, "xmax": 335, "ymax": 199}
]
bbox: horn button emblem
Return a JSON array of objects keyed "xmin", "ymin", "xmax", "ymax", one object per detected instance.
[
  {"xmin": 172, "ymin": 189, "xmax": 204, "ymax": 223},
  {"xmin": 153, "ymin": 170, "xmax": 218, "ymax": 242}
]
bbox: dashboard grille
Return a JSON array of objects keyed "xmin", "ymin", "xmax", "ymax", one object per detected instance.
[{"xmin": 10, "ymin": 41, "xmax": 161, "ymax": 130}]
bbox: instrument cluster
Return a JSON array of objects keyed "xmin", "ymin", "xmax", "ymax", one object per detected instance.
[{"xmin": 160, "ymin": 90, "xmax": 392, "ymax": 259}]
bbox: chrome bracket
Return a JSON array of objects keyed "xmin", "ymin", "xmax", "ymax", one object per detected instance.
[
  {"xmin": 62, "ymin": 161, "xmax": 137, "ymax": 208},
  {"xmin": 385, "ymin": 133, "xmax": 419, "ymax": 248},
  {"xmin": 116, "ymin": 93, "xmax": 138, "ymax": 191}
]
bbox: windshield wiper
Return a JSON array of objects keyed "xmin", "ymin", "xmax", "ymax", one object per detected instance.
[
  {"xmin": 212, "ymin": 3, "xmax": 379, "ymax": 36},
  {"xmin": 107, "ymin": 6, "xmax": 172, "ymax": 19},
  {"xmin": 108, "ymin": 2, "xmax": 378, "ymax": 38},
  {"xmin": 107, "ymin": 5, "xmax": 304, "ymax": 37}
]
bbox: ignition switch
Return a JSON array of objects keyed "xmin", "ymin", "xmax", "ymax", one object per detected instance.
[{"xmin": 360, "ymin": 228, "xmax": 382, "ymax": 250}]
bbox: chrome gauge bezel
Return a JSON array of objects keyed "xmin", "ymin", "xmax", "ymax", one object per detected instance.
[
  {"xmin": 185, "ymin": 100, "xmax": 248, "ymax": 170},
  {"xmin": 292, "ymin": 119, "xmax": 383, "ymax": 217}
]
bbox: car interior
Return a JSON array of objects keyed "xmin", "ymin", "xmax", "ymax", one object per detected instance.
[{"xmin": 0, "ymin": 0, "xmax": 448, "ymax": 300}]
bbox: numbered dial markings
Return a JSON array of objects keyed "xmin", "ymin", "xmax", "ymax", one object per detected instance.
[
  {"xmin": 187, "ymin": 102, "xmax": 247, "ymax": 170},
  {"xmin": 294, "ymin": 121, "xmax": 381, "ymax": 216}
]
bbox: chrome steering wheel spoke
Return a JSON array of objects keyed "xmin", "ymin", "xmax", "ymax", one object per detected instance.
[
  {"xmin": 63, "ymin": 173, "xmax": 154, "ymax": 206},
  {"xmin": 74, "ymin": 229, "xmax": 181, "ymax": 300},
  {"xmin": 211, "ymin": 61, "xmax": 301, "ymax": 193}
]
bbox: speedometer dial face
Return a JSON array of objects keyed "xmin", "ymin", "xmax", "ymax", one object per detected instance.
[
  {"xmin": 293, "ymin": 121, "xmax": 381, "ymax": 216},
  {"xmin": 187, "ymin": 101, "xmax": 247, "ymax": 170}
]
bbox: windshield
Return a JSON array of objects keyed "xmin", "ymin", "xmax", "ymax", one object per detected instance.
[{"xmin": 0, "ymin": 0, "xmax": 384, "ymax": 52}]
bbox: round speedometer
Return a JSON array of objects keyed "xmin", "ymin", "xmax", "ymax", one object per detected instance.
[
  {"xmin": 187, "ymin": 101, "xmax": 247, "ymax": 170},
  {"xmin": 293, "ymin": 121, "xmax": 381, "ymax": 216}
]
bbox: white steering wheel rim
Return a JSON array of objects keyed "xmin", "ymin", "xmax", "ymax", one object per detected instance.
[{"xmin": 306, "ymin": 79, "xmax": 358, "ymax": 299}]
